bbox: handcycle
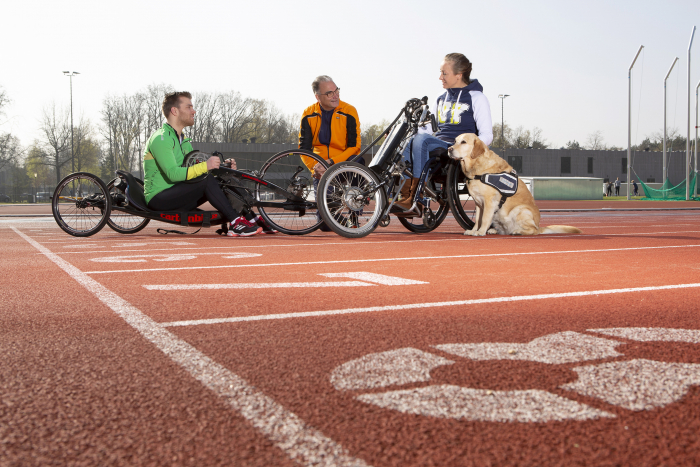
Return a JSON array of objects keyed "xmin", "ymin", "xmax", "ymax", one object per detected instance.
[
  {"xmin": 316, "ymin": 96, "xmax": 477, "ymax": 238},
  {"xmin": 51, "ymin": 149, "xmax": 330, "ymax": 237}
]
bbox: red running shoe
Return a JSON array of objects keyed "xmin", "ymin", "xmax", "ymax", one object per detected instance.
[{"xmin": 227, "ymin": 216, "xmax": 262, "ymax": 237}]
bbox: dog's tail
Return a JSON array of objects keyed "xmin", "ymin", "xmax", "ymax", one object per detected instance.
[{"xmin": 539, "ymin": 225, "xmax": 582, "ymax": 234}]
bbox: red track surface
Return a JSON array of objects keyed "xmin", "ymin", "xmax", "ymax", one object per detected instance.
[{"xmin": 2, "ymin": 206, "xmax": 700, "ymax": 466}]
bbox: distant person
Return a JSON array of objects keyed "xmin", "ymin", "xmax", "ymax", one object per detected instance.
[
  {"xmin": 603, "ymin": 182, "xmax": 608, "ymax": 197},
  {"xmin": 144, "ymin": 91, "xmax": 269, "ymax": 237},
  {"xmin": 614, "ymin": 177, "xmax": 621, "ymax": 196},
  {"xmin": 632, "ymin": 179, "xmax": 639, "ymax": 197},
  {"xmin": 298, "ymin": 75, "xmax": 362, "ymax": 230}
]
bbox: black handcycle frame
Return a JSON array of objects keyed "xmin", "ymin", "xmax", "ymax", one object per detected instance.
[
  {"xmin": 316, "ymin": 97, "xmax": 476, "ymax": 238},
  {"xmin": 51, "ymin": 149, "xmax": 329, "ymax": 237}
]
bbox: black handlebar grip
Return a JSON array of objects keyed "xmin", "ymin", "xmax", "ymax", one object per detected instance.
[{"xmin": 421, "ymin": 96, "xmax": 428, "ymax": 104}]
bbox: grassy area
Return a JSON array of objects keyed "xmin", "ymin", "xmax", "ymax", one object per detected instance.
[{"xmin": 602, "ymin": 196, "xmax": 700, "ymax": 201}]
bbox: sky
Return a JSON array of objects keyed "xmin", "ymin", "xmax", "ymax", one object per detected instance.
[{"xmin": 1, "ymin": 0, "xmax": 699, "ymax": 151}]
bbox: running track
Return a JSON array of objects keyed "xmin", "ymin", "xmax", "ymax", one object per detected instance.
[{"xmin": 2, "ymin": 206, "xmax": 700, "ymax": 466}]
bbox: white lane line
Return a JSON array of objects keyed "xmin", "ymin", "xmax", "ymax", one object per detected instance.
[
  {"xmin": 145, "ymin": 273, "xmax": 428, "ymax": 291},
  {"xmin": 50, "ymin": 228, "xmax": 700, "ymax": 255},
  {"xmin": 92, "ymin": 252, "xmax": 262, "ymax": 263},
  {"xmin": 320, "ymin": 272, "xmax": 428, "ymax": 285},
  {"xmin": 146, "ymin": 281, "xmax": 375, "ymax": 290},
  {"xmin": 53, "ymin": 234, "xmax": 571, "ymax": 254},
  {"xmin": 160, "ymin": 282, "xmax": 700, "ymax": 328},
  {"xmin": 11, "ymin": 227, "xmax": 370, "ymax": 467},
  {"xmin": 599, "ymin": 230, "xmax": 700, "ymax": 236},
  {"xmin": 85, "ymin": 243, "xmax": 700, "ymax": 274}
]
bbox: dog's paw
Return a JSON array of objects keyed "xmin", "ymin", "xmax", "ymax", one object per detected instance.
[
  {"xmin": 463, "ymin": 230, "xmax": 474, "ymax": 236},
  {"xmin": 472, "ymin": 230, "xmax": 486, "ymax": 237},
  {"xmin": 487, "ymin": 228, "xmax": 497, "ymax": 235}
]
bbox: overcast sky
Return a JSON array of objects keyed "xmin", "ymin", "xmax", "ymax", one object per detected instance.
[{"xmin": 1, "ymin": 0, "xmax": 699, "ymax": 150}]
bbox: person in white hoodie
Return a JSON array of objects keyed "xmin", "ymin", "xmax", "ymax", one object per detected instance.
[{"xmin": 394, "ymin": 53, "xmax": 493, "ymax": 212}]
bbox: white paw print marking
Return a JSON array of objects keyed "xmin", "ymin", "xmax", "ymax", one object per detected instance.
[{"xmin": 331, "ymin": 328, "xmax": 700, "ymax": 423}]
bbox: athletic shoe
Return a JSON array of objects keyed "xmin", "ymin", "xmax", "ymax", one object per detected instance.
[
  {"xmin": 227, "ymin": 216, "xmax": 262, "ymax": 237},
  {"xmin": 255, "ymin": 215, "xmax": 277, "ymax": 234}
]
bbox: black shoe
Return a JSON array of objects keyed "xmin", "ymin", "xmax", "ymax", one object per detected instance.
[
  {"xmin": 318, "ymin": 222, "xmax": 332, "ymax": 232},
  {"xmin": 255, "ymin": 215, "xmax": 278, "ymax": 234}
]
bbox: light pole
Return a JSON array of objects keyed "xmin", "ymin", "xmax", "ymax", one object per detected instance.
[
  {"xmin": 686, "ymin": 26, "xmax": 696, "ymax": 200},
  {"xmin": 63, "ymin": 71, "xmax": 80, "ymax": 173},
  {"xmin": 498, "ymin": 94, "xmax": 510, "ymax": 153},
  {"xmin": 695, "ymin": 80, "xmax": 699, "ymax": 197},
  {"xmin": 627, "ymin": 45, "xmax": 644, "ymax": 201},
  {"xmin": 663, "ymin": 57, "xmax": 679, "ymax": 186}
]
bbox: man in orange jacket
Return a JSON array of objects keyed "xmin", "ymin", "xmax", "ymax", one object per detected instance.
[
  {"xmin": 298, "ymin": 75, "xmax": 362, "ymax": 177},
  {"xmin": 299, "ymin": 75, "xmax": 363, "ymax": 230}
]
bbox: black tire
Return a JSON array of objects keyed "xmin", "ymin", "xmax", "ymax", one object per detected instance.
[
  {"xmin": 52, "ymin": 172, "xmax": 111, "ymax": 237},
  {"xmin": 446, "ymin": 163, "xmax": 476, "ymax": 230},
  {"xmin": 397, "ymin": 170, "xmax": 450, "ymax": 233},
  {"xmin": 105, "ymin": 178, "xmax": 150, "ymax": 234},
  {"xmin": 256, "ymin": 149, "xmax": 328, "ymax": 235},
  {"xmin": 317, "ymin": 161, "xmax": 386, "ymax": 239}
]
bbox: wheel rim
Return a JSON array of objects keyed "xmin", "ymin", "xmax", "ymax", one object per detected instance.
[
  {"xmin": 450, "ymin": 167, "xmax": 476, "ymax": 228},
  {"xmin": 257, "ymin": 151, "xmax": 324, "ymax": 233},
  {"xmin": 321, "ymin": 166, "xmax": 384, "ymax": 235},
  {"xmin": 398, "ymin": 177, "xmax": 449, "ymax": 231},
  {"xmin": 107, "ymin": 180, "xmax": 150, "ymax": 232},
  {"xmin": 53, "ymin": 175, "xmax": 108, "ymax": 235}
]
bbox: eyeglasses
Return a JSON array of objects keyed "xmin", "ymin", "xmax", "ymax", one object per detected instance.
[{"xmin": 318, "ymin": 88, "xmax": 340, "ymax": 98}]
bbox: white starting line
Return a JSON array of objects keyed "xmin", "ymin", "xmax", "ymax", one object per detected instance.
[
  {"xmin": 85, "ymin": 243, "xmax": 700, "ymax": 274},
  {"xmin": 160, "ymin": 282, "xmax": 700, "ymax": 328}
]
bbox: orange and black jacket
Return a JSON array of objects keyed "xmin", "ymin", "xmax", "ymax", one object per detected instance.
[{"xmin": 298, "ymin": 100, "xmax": 361, "ymax": 172}]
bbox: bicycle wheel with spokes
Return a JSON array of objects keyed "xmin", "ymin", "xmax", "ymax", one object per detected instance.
[
  {"xmin": 317, "ymin": 161, "xmax": 386, "ymax": 239},
  {"xmin": 446, "ymin": 163, "xmax": 476, "ymax": 230},
  {"xmin": 256, "ymin": 150, "xmax": 328, "ymax": 235},
  {"xmin": 52, "ymin": 172, "xmax": 112, "ymax": 237},
  {"xmin": 105, "ymin": 178, "xmax": 150, "ymax": 234},
  {"xmin": 397, "ymin": 169, "xmax": 450, "ymax": 233}
]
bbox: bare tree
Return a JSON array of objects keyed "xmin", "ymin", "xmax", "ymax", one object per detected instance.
[
  {"xmin": 512, "ymin": 126, "xmax": 532, "ymax": 149},
  {"xmin": 531, "ymin": 127, "xmax": 548, "ymax": 149},
  {"xmin": 585, "ymin": 131, "xmax": 606, "ymax": 150},
  {"xmin": 491, "ymin": 122, "xmax": 514, "ymax": 149},
  {"xmin": 219, "ymin": 91, "xmax": 257, "ymax": 143},
  {"xmin": 0, "ymin": 133, "xmax": 20, "ymax": 172},
  {"xmin": 100, "ymin": 94, "xmax": 144, "ymax": 176},
  {"xmin": 73, "ymin": 117, "xmax": 100, "ymax": 174},
  {"xmin": 39, "ymin": 104, "xmax": 71, "ymax": 184},
  {"xmin": 0, "ymin": 87, "xmax": 21, "ymax": 171},
  {"xmin": 191, "ymin": 92, "xmax": 222, "ymax": 143}
]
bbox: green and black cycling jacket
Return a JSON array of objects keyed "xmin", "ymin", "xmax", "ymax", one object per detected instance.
[{"xmin": 142, "ymin": 123, "xmax": 207, "ymax": 204}]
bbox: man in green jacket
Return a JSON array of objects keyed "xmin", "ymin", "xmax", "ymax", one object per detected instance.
[{"xmin": 144, "ymin": 91, "xmax": 271, "ymax": 236}]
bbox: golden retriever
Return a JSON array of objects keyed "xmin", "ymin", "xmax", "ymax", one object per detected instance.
[{"xmin": 448, "ymin": 133, "xmax": 582, "ymax": 236}]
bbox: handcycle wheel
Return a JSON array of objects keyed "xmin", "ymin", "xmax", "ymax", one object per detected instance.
[
  {"xmin": 105, "ymin": 178, "xmax": 150, "ymax": 234},
  {"xmin": 256, "ymin": 149, "xmax": 328, "ymax": 235},
  {"xmin": 446, "ymin": 162, "xmax": 476, "ymax": 230},
  {"xmin": 317, "ymin": 161, "xmax": 386, "ymax": 239},
  {"xmin": 397, "ymin": 171, "xmax": 450, "ymax": 233},
  {"xmin": 52, "ymin": 172, "xmax": 112, "ymax": 237}
]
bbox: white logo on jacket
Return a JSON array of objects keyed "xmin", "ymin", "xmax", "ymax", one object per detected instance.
[{"xmin": 438, "ymin": 99, "xmax": 470, "ymax": 125}]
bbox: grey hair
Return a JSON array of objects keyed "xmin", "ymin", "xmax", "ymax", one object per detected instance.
[{"xmin": 312, "ymin": 75, "xmax": 334, "ymax": 95}]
